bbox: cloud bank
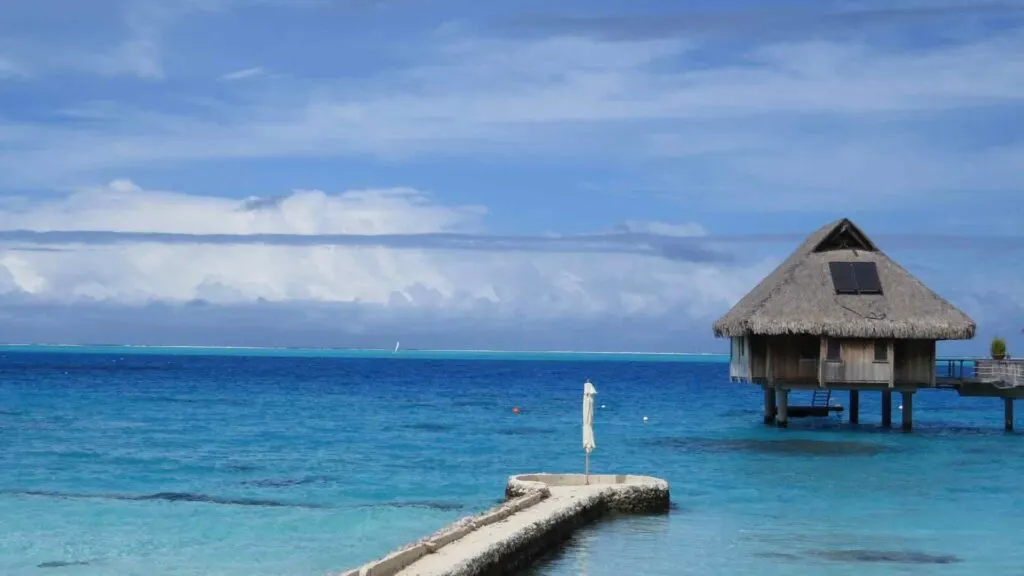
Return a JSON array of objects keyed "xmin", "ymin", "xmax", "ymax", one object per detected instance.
[
  {"xmin": 0, "ymin": 180, "xmax": 1017, "ymax": 353},
  {"xmin": 0, "ymin": 181, "xmax": 771, "ymax": 350}
]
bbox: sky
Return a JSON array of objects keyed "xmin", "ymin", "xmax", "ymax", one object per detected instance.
[{"xmin": 0, "ymin": 0, "xmax": 1022, "ymax": 354}]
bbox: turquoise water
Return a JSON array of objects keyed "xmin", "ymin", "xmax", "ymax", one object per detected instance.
[{"xmin": 0, "ymin": 347, "xmax": 1021, "ymax": 575}]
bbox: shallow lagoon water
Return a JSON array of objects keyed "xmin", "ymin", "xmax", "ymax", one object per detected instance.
[{"xmin": 0, "ymin": 348, "xmax": 1022, "ymax": 575}]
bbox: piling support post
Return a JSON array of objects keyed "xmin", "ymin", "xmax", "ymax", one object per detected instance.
[
  {"xmin": 901, "ymin": 391, "xmax": 913, "ymax": 432},
  {"xmin": 1005, "ymin": 398, "xmax": 1015, "ymax": 432},
  {"xmin": 763, "ymin": 385, "xmax": 777, "ymax": 425},
  {"xmin": 849, "ymin": 390, "xmax": 859, "ymax": 424},
  {"xmin": 777, "ymin": 388, "xmax": 789, "ymax": 429},
  {"xmin": 881, "ymin": 391, "xmax": 892, "ymax": 428}
]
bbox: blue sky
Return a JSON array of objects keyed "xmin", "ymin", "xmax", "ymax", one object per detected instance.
[{"xmin": 0, "ymin": 0, "xmax": 1022, "ymax": 353}]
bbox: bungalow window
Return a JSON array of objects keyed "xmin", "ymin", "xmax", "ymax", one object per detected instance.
[
  {"xmin": 826, "ymin": 338, "xmax": 841, "ymax": 361},
  {"xmin": 800, "ymin": 337, "xmax": 819, "ymax": 360},
  {"xmin": 874, "ymin": 339, "xmax": 888, "ymax": 362}
]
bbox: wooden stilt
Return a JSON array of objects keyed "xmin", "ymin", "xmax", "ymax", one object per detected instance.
[
  {"xmin": 1005, "ymin": 398, "xmax": 1014, "ymax": 432},
  {"xmin": 777, "ymin": 388, "xmax": 789, "ymax": 429},
  {"xmin": 901, "ymin": 392, "xmax": 913, "ymax": 432},
  {"xmin": 763, "ymin": 386, "xmax": 777, "ymax": 425},
  {"xmin": 849, "ymin": 390, "xmax": 859, "ymax": 424},
  {"xmin": 881, "ymin": 391, "xmax": 892, "ymax": 428}
]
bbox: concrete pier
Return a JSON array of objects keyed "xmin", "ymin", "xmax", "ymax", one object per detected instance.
[{"xmin": 338, "ymin": 473, "xmax": 670, "ymax": 576}]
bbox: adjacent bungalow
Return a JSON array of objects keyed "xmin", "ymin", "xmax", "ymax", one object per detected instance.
[{"xmin": 713, "ymin": 218, "xmax": 976, "ymax": 429}]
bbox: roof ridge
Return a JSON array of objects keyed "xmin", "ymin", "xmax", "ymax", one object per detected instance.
[{"xmin": 740, "ymin": 219, "xmax": 838, "ymax": 322}]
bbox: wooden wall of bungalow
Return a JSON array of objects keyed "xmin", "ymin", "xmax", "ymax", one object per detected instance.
[{"xmin": 729, "ymin": 335, "xmax": 936, "ymax": 387}]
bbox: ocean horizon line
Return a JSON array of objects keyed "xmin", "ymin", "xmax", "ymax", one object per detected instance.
[
  {"xmin": 0, "ymin": 343, "xmax": 987, "ymax": 364},
  {"xmin": 0, "ymin": 343, "xmax": 730, "ymax": 359}
]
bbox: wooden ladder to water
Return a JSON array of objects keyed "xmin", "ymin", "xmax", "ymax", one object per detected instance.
[{"xmin": 811, "ymin": 389, "xmax": 832, "ymax": 408}]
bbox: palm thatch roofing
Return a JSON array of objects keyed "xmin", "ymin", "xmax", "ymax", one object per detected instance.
[{"xmin": 713, "ymin": 218, "xmax": 975, "ymax": 340}]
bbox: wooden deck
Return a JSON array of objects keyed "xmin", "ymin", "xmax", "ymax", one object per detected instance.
[
  {"xmin": 788, "ymin": 405, "xmax": 844, "ymax": 418},
  {"xmin": 936, "ymin": 358, "xmax": 1024, "ymax": 398}
]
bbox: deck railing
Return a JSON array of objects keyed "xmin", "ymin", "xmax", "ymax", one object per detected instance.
[
  {"xmin": 738, "ymin": 358, "xmax": 1023, "ymax": 387},
  {"xmin": 975, "ymin": 360, "xmax": 1024, "ymax": 388},
  {"xmin": 936, "ymin": 358, "xmax": 976, "ymax": 380}
]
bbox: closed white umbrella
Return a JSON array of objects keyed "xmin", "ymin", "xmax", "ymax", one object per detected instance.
[{"xmin": 582, "ymin": 379, "xmax": 597, "ymax": 484}]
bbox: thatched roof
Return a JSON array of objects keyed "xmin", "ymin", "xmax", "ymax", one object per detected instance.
[{"xmin": 713, "ymin": 218, "xmax": 975, "ymax": 340}]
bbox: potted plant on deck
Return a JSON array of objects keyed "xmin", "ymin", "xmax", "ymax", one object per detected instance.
[{"xmin": 991, "ymin": 336, "xmax": 1007, "ymax": 360}]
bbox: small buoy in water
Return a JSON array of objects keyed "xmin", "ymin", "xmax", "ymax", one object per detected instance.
[
  {"xmin": 643, "ymin": 416, "xmax": 649, "ymax": 423},
  {"xmin": 898, "ymin": 404, "xmax": 904, "ymax": 411},
  {"xmin": 601, "ymin": 404, "xmax": 606, "ymax": 409},
  {"xmin": 512, "ymin": 406, "xmax": 520, "ymax": 414}
]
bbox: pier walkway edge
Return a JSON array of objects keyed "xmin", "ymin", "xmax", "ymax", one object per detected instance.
[{"xmin": 338, "ymin": 473, "xmax": 670, "ymax": 576}]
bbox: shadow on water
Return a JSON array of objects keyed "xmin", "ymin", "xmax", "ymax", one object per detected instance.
[
  {"xmin": 0, "ymin": 489, "xmax": 322, "ymax": 509},
  {"xmin": 754, "ymin": 549, "xmax": 961, "ymax": 565},
  {"xmin": 38, "ymin": 560, "xmax": 93, "ymax": 569},
  {"xmin": 222, "ymin": 462, "xmax": 262, "ymax": 473},
  {"xmin": 241, "ymin": 475, "xmax": 336, "ymax": 488},
  {"xmin": 640, "ymin": 436, "xmax": 892, "ymax": 456},
  {"xmin": 752, "ymin": 551, "xmax": 803, "ymax": 561},
  {"xmin": 811, "ymin": 549, "xmax": 961, "ymax": 564},
  {"xmin": 148, "ymin": 396, "xmax": 204, "ymax": 404},
  {"xmin": 395, "ymin": 422, "xmax": 458, "ymax": 433},
  {"xmin": 7, "ymin": 476, "xmax": 463, "ymax": 513}
]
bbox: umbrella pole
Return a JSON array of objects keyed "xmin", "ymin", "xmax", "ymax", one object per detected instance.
[{"xmin": 585, "ymin": 452, "xmax": 590, "ymax": 485}]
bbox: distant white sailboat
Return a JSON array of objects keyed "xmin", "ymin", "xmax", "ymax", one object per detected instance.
[{"xmin": 394, "ymin": 340, "xmax": 400, "ymax": 353}]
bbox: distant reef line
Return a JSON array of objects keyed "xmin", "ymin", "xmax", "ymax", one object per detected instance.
[{"xmin": 0, "ymin": 344, "xmax": 729, "ymax": 358}]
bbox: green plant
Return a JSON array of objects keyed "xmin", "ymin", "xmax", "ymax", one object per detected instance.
[{"xmin": 991, "ymin": 336, "xmax": 1007, "ymax": 358}]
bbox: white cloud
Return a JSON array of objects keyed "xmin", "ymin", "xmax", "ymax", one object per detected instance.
[
  {"xmin": 82, "ymin": 0, "xmax": 167, "ymax": 79},
  {"xmin": 2, "ymin": 26, "xmax": 1022, "ymax": 205},
  {"xmin": 0, "ymin": 179, "xmax": 487, "ymax": 235},
  {"xmin": 616, "ymin": 221, "xmax": 707, "ymax": 237},
  {"xmin": 0, "ymin": 0, "xmax": 211, "ymax": 80},
  {"xmin": 0, "ymin": 55, "xmax": 25, "ymax": 78},
  {"xmin": 222, "ymin": 66, "xmax": 268, "ymax": 80},
  {"xmin": 0, "ymin": 181, "xmax": 763, "ymax": 322}
]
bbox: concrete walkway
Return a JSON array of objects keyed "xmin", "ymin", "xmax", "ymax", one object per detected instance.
[
  {"xmin": 395, "ymin": 484, "xmax": 606, "ymax": 576},
  {"xmin": 340, "ymin": 474, "xmax": 669, "ymax": 576}
]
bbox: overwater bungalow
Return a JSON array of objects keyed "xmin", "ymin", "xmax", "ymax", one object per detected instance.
[{"xmin": 713, "ymin": 218, "xmax": 979, "ymax": 430}]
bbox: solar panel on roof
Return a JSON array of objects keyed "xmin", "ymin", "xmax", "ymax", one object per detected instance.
[
  {"xmin": 852, "ymin": 262, "xmax": 882, "ymax": 294},
  {"xmin": 829, "ymin": 261, "xmax": 883, "ymax": 295},
  {"xmin": 829, "ymin": 262, "xmax": 858, "ymax": 294}
]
